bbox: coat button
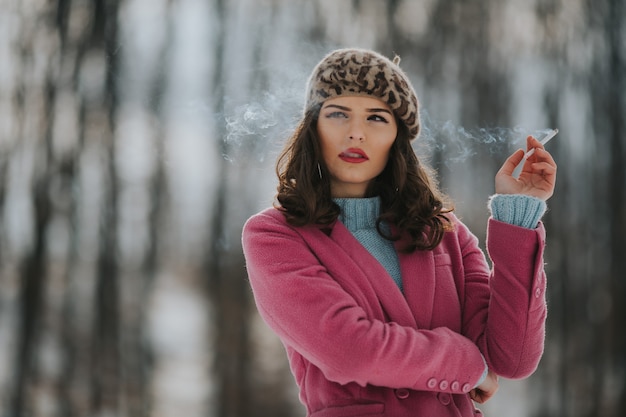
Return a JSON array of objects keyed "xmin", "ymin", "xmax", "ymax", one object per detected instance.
[
  {"xmin": 438, "ymin": 392, "xmax": 451, "ymax": 405},
  {"xmin": 462, "ymin": 383, "xmax": 472, "ymax": 393},
  {"xmin": 535, "ymin": 287, "xmax": 542, "ymax": 298},
  {"xmin": 439, "ymin": 380, "xmax": 449, "ymax": 390},
  {"xmin": 451, "ymin": 381, "xmax": 460, "ymax": 391},
  {"xmin": 427, "ymin": 378, "xmax": 437, "ymax": 389},
  {"xmin": 395, "ymin": 388, "xmax": 410, "ymax": 399}
]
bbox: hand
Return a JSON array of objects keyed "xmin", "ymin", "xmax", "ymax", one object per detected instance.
[
  {"xmin": 495, "ymin": 135, "xmax": 557, "ymax": 201},
  {"xmin": 469, "ymin": 369, "xmax": 499, "ymax": 404}
]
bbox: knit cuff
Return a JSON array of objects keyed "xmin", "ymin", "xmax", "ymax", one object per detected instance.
[
  {"xmin": 474, "ymin": 354, "xmax": 489, "ymax": 388},
  {"xmin": 488, "ymin": 194, "xmax": 547, "ymax": 229}
]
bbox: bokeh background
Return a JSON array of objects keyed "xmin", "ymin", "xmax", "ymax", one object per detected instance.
[{"xmin": 0, "ymin": 0, "xmax": 625, "ymax": 416}]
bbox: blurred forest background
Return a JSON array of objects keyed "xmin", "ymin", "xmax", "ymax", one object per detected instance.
[{"xmin": 0, "ymin": 0, "xmax": 624, "ymax": 416}]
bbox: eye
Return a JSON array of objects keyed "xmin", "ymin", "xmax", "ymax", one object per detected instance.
[
  {"xmin": 368, "ymin": 114, "xmax": 389, "ymax": 123},
  {"xmin": 326, "ymin": 111, "xmax": 348, "ymax": 119}
]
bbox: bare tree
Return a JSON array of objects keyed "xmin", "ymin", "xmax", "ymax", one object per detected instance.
[{"xmin": 78, "ymin": 1, "xmax": 122, "ymax": 415}]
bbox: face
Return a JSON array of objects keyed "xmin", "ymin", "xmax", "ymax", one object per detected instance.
[{"xmin": 317, "ymin": 96, "xmax": 398, "ymax": 198}]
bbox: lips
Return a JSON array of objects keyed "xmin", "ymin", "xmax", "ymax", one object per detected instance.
[{"xmin": 339, "ymin": 148, "xmax": 369, "ymax": 163}]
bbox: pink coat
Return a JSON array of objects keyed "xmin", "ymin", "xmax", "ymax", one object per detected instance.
[{"xmin": 242, "ymin": 207, "xmax": 547, "ymax": 417}]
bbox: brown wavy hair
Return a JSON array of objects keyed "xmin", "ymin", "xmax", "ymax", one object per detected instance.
[{"xmin": 275, "ymin": 106, "xmax": 454, "ymax": 252}]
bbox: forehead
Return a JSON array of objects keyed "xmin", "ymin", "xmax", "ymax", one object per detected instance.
[{"xmin": 322, "ymin": 96, "xmax": 392, "ymax": 111}]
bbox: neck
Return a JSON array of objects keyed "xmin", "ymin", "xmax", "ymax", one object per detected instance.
[{"xmin": 330, "ymin": 182, "xmax": 370, "ymax": 198}]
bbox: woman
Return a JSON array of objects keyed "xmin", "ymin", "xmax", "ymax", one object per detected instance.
[{"xmin": 242, "ymin": 48, "xmax": 557, "ymax": 417}]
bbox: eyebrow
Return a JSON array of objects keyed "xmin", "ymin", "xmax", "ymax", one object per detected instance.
[{"xmin": 322, "ymin": 103, "xmax": 393, "ymax": 114}]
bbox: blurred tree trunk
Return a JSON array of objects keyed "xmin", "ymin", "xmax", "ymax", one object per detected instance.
[
  {"xmin": 206, "ymin": 0, "xmax": 252, "ymax": 415},
  {"xmin": 55, "ymin": 1, "xmax": 95, "ymax": 415},
  {"xmin": 587, "ymin": 0, "xmax": 626, "ymax": 415},
  {"xmin": 133, "ymin": 3, "xmax": 172, "ymax": 415},
  {"xmin": 606, "ymin": 0, "xmax": 626, "ymax": 412},
  {"xmin": 86, "ymin": 0, "xmax": 122, "ymax": 414},
  {"xmin": 11, "ymin": 79, "xmax": 54, "ymax": 417},
  {"xmin": 8, "ymin": 2, "xmax": 60, "ymax": 415}
]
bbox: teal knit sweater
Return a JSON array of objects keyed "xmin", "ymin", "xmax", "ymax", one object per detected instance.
[{"xmin": 335, "ymin": 197, "xmax": 403, "ymax": 290}]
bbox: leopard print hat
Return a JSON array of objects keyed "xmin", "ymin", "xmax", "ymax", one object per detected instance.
[{"xmin": 305, "ymin": 48, "xmax": 420, "ymax": 139}]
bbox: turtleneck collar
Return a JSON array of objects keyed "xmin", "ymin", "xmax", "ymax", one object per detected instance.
[{"xmin": 333, "ymin": 196, "xmax": 381, "ymax": 232}]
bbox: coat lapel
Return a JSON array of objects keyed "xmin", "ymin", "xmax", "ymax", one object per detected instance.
[{"xmin": 327, "ymin": 222, "xmax": 418, "ymax": 328}]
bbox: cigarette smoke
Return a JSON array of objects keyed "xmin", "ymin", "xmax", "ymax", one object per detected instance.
[
  {"xmin": 418, "ymin": 110, "xmax": 553, "ymax": 165},
  {"xmin": 223, "ymin": 98, "xmax": 552, "ymax": 166},
  {"xmin": 224, "ymin": 90, "xmax": 302, "ymax": 164}
]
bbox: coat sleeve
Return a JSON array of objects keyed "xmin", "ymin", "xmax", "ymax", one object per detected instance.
[
  {"xmin": 242, "ymin": 210, "xmax": 487, "ymax": 391},
  {"xmin": 458, "ymin": 217, "xmax": 547, "ymax": 379}
]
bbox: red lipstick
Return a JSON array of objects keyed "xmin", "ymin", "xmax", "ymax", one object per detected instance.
[{"xmin": 339, "ymin": 148, "xmax": 369, "ymax": 163}]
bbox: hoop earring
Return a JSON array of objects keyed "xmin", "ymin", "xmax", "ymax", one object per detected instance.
[{"xmin": 317, "ymin": 163, "xmax": 323, "ymax": 179}]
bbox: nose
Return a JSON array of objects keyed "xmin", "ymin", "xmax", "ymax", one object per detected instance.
[{"xmin": 348, "ymin": 119, "xmax": 365, "ymax": 142}]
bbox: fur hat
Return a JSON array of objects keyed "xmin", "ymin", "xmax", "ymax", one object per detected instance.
[{"xmin": 305, "ymin": 48, "xmax": 420, "ymax": 139}]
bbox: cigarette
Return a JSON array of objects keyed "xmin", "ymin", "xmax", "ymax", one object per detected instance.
[{"xmin": 525, "ymin": 128, "xmax": 558, "ymax": 157}]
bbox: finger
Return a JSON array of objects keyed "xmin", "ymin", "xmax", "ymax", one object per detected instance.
[
  {"xmin": 526, "ymin": 135, "xmax": 544, "ymax": 152},
  {"xmin": 473, "ymin": 392, "xmax": 487, "ymax": 404},
  {"xmin": 530, "ymin": 161, "xmax": 557, "ymax": 176},
  {"xmin": 497, "ymin": 148, "xmax": 525, "ymax": 177},
  {"xmin": 469, "ymin": 390, "xmax": 483, "ymax": 403},
  {"xmin": 529, "ymin": 149, "xmax": 557, "ymax": 177},
  {"xmin": 532, "ymin": 147, "xmax": 557, "ymax": 166},
  {"xmin": 525, "ymin": 135, "xmax": 547, "ymax": 159}
]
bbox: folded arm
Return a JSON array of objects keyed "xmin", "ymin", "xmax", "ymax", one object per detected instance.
[{"xmin": 243, "ymin": 211, "xmax": 487, "ymax": 391}]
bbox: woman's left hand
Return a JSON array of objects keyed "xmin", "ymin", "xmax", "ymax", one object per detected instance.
[
  {"xmin": 470, "ymin": 370, "xmax": 499, "ymax": 404},
  {"xmin": 495, "ymin": 135, "xmax": 557, "ymax": 201}
]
